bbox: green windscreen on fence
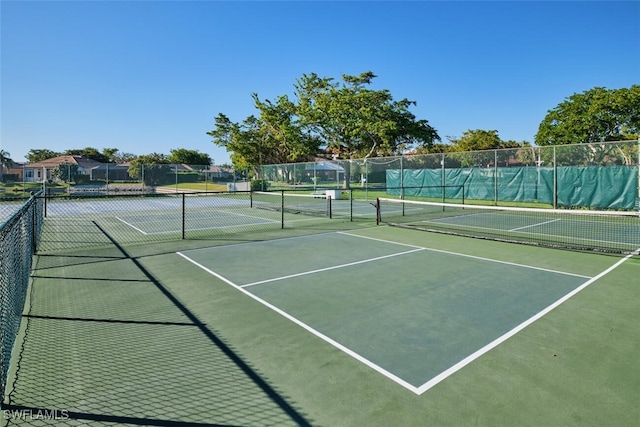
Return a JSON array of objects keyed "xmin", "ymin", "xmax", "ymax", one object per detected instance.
[{"xmin": 387, "ymin": 165, "xmax": 638, "ymax": 209}]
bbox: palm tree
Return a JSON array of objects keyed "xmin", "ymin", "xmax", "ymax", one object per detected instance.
[{"xmin": 0, "ymin": 149, "xmax": 14, "ymax": 183}]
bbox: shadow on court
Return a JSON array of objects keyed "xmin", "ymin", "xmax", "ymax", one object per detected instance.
[{"xmin": 2, "ymin": 222, "xmax": 312, "ymax": 426}]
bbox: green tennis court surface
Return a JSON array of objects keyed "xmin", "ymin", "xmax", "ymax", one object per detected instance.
[
  {"xmin": 3, "ymin": 196, "xmax": 639, "ymax": 426},
  {"xmin": 177, "ymin": 231, "xmax": 591, "ymax": 392}
]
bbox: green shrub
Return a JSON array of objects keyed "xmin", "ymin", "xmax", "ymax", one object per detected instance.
[
  {"xmin": 250, "ymin": 179, "xmax": 270, "ymax": 191},
  {"xmin": 176, "ymin": 172, "xmax": 200, "ymax": 183},
  {"xmin": 74, "ymin": 175, "xmax": 90, "ymax": 184}
]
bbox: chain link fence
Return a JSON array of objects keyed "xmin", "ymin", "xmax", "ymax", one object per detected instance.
[
  {"xmin": 0, "ymin": 164, "xmax": 249, "ymax": 199},
  {"xmin": 1, "ymin": 192, "xmax": 43, "ymax": 407},
  {"xmin": 260, "ymin": 140, "xmax": 640, "ymax": 210}
]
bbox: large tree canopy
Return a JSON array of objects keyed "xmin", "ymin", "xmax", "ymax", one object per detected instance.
[
  {"xmin": 208, "ymin": 95, "xmax": 317, "ymax": 175},
  {"xmin": 167, "ymin": 148, "xmax": 212, "ymax": 166},
  {"xmin": 26, "ymin": 149, "xmax": 61, "ymax": 163},
  {"xmin": 447, "ymin": 129, "xmax": 522, "ymax": 152},
  {"xmin": 65, "ymin": 147, "xmax": 113, "ymax": 163},
  {"xmin": 295, "ymin": 71, "xmax": 440, "ymax": 160},
  {"xmin": 208, "ymin": 71, "xmax": 440, "ymax": 170},
  {"xmin": 535, "ymin": 85, "xmax": 640, "ymax": 145}
]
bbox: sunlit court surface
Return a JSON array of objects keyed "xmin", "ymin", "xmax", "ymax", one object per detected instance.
[{"xmin": 1, "ymin": 192, "xmax": 639, "ymax": 426}]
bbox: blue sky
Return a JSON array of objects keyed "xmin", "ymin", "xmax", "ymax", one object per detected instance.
[{"xmin": 2, "ymin": 1, "xmax": 639, "ymax": 165}]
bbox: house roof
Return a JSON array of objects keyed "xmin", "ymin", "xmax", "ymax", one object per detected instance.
[{"xmin": 26, "ymin": 155, "xmax": 104, "ymax": 169}]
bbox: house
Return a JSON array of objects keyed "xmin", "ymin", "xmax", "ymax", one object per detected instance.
[
  {"xmin": 206, "ymin": 165, "xmax": 234, "ymax": 179},
  {"xmin": 23, "ymin": 155, "xmax": 103, "ymax": 183}
]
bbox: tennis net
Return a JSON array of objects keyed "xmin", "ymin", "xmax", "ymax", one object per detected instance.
[
  {"xmin": 1, "ymin": 192, "xmax": 44, "ymax": 406},
  {"xmin": 376, "ymin": 197, "xmax": 640, "ymax": 254},
  {"xmin": 251, "ymin": 191, "xmax": 335, "ymax": 218}
]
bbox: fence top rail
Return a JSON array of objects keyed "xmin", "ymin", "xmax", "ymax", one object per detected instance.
[{"xmin": 0, "ymin": 190, "xmax": 42, "ymax": 232}]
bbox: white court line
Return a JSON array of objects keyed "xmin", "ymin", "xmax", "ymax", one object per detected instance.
[
  {"xmin": 510, "ymin": 218, "xmax": 561, "ymax": 232},
  {"xmin": 115, "ymin": 216, "xmax": 148, "ymax": 235},
  {"xmin": 338, "ymin": 231, "xmax": 591, "ymax": 279},
  {"xmin": 414, "ymin": 250, "xmax": 637, "ymax": 394},
  {"xmin": 176, "ymin": 251, "xmax": 422, "ymax": 394},
  {"xmin": 241, "ymin": 248, "xmax": 425, "ymax": 288}
]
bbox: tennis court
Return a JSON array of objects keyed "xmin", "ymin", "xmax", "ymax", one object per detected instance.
[
  {"xmin": 1, "ymin": 192, "xmax": 639, "ymax": 426},
  {"xmin": 177, "ymin": 231, "xmax": 593, "ymax": 392}
]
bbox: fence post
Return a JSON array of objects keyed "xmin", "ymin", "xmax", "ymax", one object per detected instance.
[
  {"xmin": 494, "ymin": 150, "xmax": 498, "ymax": 205},
  {"xmin": 637, "ymin": 137, "xmax": 640, "ymax": 214},
  {"xmin": 32, "ymin": 198, "xmax": 37, "ymax": 252},
  {"xmin": 441, "ymin": 153, "xmax": 445, "ymax": 203},
  {"xmin": 553, "ymin": 146, "xmax": 557, "ymax": 209}
]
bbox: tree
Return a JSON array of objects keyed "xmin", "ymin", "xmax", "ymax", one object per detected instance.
[
  {"xmin": 102, "ymin": 148, "xmax": 120, "ymax": 162},
  {"xmin": 252, "ymin": 93, "xmax": 318, "ymax": 164},
  {"xmin": 0, "ymin": 150, "xmax": 12, "ymax": 165},
  {"xmin": 445, "ymin": 130, "xmax": 524, "ymax": 167},
  {"xmin": 65, "ymin": 147, "xmax": 111, "ymax": 163},
  {"xmin": 208, "ymin": 71, "xmax": 440, "ymax": 176},
  {"xmin": 26, "ymin": 149, "xmax": 60, "ymax": 163},
  {"xmin": 295, "ymin": 71, "xmax": 440, "ymax": 160},
  {"xmin": 127, "ymin": 153, "xmax": 171, "ymax": 186},
  {"xmin": 447, "ymin": 129, "xmax": 521, "ymax": 152},
  {"xmin": 111, "ymin": 151, "xmax": 137, "ymax": 164},
  {"xmin": 167, "ymin": 148, "xmax": 212, "ymax": 167},
  {"xmin": 52, "ymin": 163, "xmax": 80, "ymax": 183},
  {"xmin": 535, "ymin": 85, "xmax": 640, "ymax": 145},
  {"xmin": 0, "ymin": 149, "xmax": 14, "ymax": 183},
  {"xmin": 208, "ymin": 94, "xmax": 317, "ymax": 176},
  {"xmin": 208, "ymin": 114, "xmax": 263, "ymax": 177}
]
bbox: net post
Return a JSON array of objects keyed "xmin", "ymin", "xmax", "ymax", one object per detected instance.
[
  {"xmin": 376, "ymin": 198, "xmax": 381, "ymax": 225},
  {"xmin": 328, "ymin": 194, "xmax": 332, "ymax": 219},
  {"xmin": 350, "ymin": 189, "xmax": 353, "ymax": 222},
  {"xmin": 280, "ymin": 190, "xmax": 284, "ymax": 229},
  {"xmin": 181, "ymin": 193, "xmax": 186, "ymax": 240}
]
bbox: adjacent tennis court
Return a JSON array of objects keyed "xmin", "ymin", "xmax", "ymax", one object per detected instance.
[{"xmin": 377, "ymin": 198, "xmax": 640, "ymax": 254}]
